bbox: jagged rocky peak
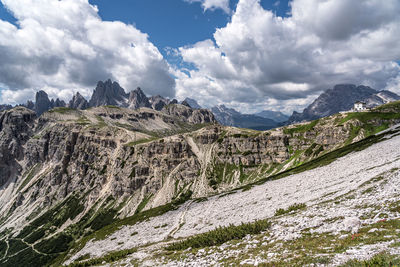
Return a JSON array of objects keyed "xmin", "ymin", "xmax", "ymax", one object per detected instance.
[
  {"xmin": 34, "ymin": 90, "xmax": 52, "ymax": 116},
  {"xmin": 288, "ymin": 84, "xmax": 400, "ymax": 123},
  {"xmin": 149, "ymin": 95, "xmax": 171, "ymax": 111},
  {"xmin": 89, "ymin": 79, "xmax": 128, "ymax": 107},
  {"xmin": 25, "ymin": 100, "xmax": 34, "ymax": 110},
  {"xmin": 33, "ymin": 90, "xmax": 67, "ymax": 115},
  {"xmin": 183, "ymin": 97, "xmax": 202, "ymax": 109},
  {"xmin": 181, "ymin": 100, "xmax": 192, "ymax": 108},
  {"xmin": 51, "ymin": 98, "xmax": 66, "ymax": 108},
  {"xmin": 69, "ymin": 92, "xmax": 89, "ymax": 110},
  {"xmin": 127, "ymin": 87, "xmax": 151, "ymax": 109}
]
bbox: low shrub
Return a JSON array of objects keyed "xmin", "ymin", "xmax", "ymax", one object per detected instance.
[
  {"xmin": 275, "ymin": 203, "xmax": 306, "ymax": 216},
  {"xmin": 67, "ymin": 247, "xmax": 137, "ymax": 267},
  {"xmin": 166, "ymin": 219, "xmax": 270, "ymax": 251}
]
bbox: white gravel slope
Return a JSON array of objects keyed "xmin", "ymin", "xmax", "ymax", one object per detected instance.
[{"xmin": 66, "ymin": 133, "xmax": 400, "ymax": 266}]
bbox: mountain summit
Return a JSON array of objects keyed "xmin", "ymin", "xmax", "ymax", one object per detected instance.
[
  {"xmin": 288, "ymin": 84, "xmax": 400, "ymax": 123},
  {"xmin": 88, "ymin": 79, "xmax": 128, "ymax": 107}
]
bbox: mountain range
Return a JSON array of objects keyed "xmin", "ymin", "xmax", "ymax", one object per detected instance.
[
  {"xmin": 9, "ymin": 79, "xmax": 288, "ymax": 130},
  {"xmin": 2, "ymin": 81, "xmax": 399, "ymax": 130},
  {"xmin": 288, "ymin": 84, "xmax": 400, "ymax": 123}
]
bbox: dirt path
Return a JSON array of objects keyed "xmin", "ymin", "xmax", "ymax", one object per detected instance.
[{"xmin": 167, "ymin": 200, "xmax": 193, "ymax": 239}]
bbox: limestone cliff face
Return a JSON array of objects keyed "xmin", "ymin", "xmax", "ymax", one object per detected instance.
[
  {"xmin": 162, "ymin": 104, "xmax": 217, "ymax": 124},
  {"xmin": 1, "ymin": 103, "xmax": 400, "ymax": 245},
  {"xmin": 0, "ymin": 107, "xmax": 36, "ymax": 186}
]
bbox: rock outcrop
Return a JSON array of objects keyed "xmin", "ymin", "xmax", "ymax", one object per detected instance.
[
  {"xmin": 68, "ymin": 92, "xmax": 89, "ymax": 109},
  {"xmin": 34, "ymin": 90, "xmax": 53, "ymax": 115},
  {"xmin": 32, "ymin": 90, "xmax": 67, "ymax": 115},
  {"xmin": 162, "ymin": 103, "xmax": 216, "ymax": 124},
  {"xmin": 0, "ymin": 107, "xmax": 36, "ymax": 186},
  {"xmin": 149, "ymin": 95, "xmax": 169, "ymax": 111},
  {"xmin": 89, "ymin": 79, "xmax": 128, "ymax": 107},
  {"xmin": 127, "ymin": 87, "xmax": 151, "ymax": 109}
]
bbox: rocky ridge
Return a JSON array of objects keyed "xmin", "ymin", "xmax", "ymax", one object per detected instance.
[
  {"xmin": 289, "ymin": 84, "xmax": 400, "ymax": 123},
  {"xmin": 1, "ymin": 101, "xmax": 400, "ymax": 266}
]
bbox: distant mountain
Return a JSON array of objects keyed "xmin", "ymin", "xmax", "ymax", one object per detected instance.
[
  {"xmin": 149, "ymin": 95, "xmax": 168, "ymax": 111},
  {"xmin": 254, "ymin": 110, "xmax": 289, "ymax": 123},
  {"xmin": 363, "ymin": 90, "xmax": 400, "ymax": 107},
  {"xmin": 0, "ymin": 104, "xmax": 12, "ymax": 111},
  {"xmin": 211, "ymin": 105, "xmax": 277, "ymax": 130},
  {"xmin": 183, "ymin": 98, "xmax": 202, "ymax": 109},
  {"xmin": 288, "ymin": 84, "xmax": 400, "ymax": 123},
  {"xmin": 68, "ymin": 92, "xmax": 89, "ymax": 110},
  {"xmin": 127, "ymin": 87, "xmax": 152, "ymax": 109},
  {"xmin": 33, "ymin": 90, "xmax": 66, "ymax": 115},
  {"xmin": 88, "ymin": 79, "xmax": 128, "ymax": 107}
]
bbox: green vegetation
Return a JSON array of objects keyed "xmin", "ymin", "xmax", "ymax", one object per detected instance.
[
  {"xmin": 126, "ymin": 137, "xmax": 158, "ymax": 146},
  {"xmin": 18, "ymin": 195, "xmax": 84, "ymax": 242},
  {"xmin": 76, "ymin": 116, "xmax": 90, "ymax": 125},
  {"xmin": 34, "ymin": 233, "xmax": 73, "ymax": 254},
  {"xmin": 275, "ymin": 203, "xmax": 306, "ymax": 216},
  {"xmin": 17, "ymin": 163, "xmax": 42, "ymax": 192},
  {"xmin": 134, "ymin": 194, "xmax": 153, "ymax": 214},
  {"xmin": 304, "ymin": 143, "xmax": 317, "ymax": 157},
  {"xmin": 0, "ymin": 240, "xmax": 6, "ymax": 258},
  {"xmin": 104, "ymin": 105, "xmax": 121, "ymax": 109},
  {"xmin": 48, "ymin": 107, "xmax": 75, "ymax": 114},
  {"xmin": 339, "ymin": 111, "xmax": 400, "ymax": 136},
  {"xmin": 166, "ymin": 219, "xmax": 270, "ymax": 251},
  {"xmin": 68, "ymin": 247, "xmax": 137, "ymax": 267},
  {"xmin": 207, "ymin": 163, "xmax": 240, "ymax": 189},
  {"xmin": 95, "ymin": 115, "xmax": 107, "ymax": 128},
  {"xmin": 283, "ymin": 119, "xmax": 319, "ymax": 135},
  {"xmin": 6, "ymin": 239, "xmax": 28, "ymax": 255},
  {"xmin": 88, "ymin": 209, "xmax": 118, "ymax": 231},
  {"xmin": 0, "ymin": 247, "xmax": 56, "ymax": 267},
  {"xmin": 341, "ymin": 253, "xmax": 400, "ymax": 267}
]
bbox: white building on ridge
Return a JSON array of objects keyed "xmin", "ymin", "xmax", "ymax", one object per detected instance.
[{"xmin": 353, "ymin": 101, "xmax": 367, "ymax": 111}]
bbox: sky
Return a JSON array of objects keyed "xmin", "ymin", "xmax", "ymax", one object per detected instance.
[{"xmin": 0, "ymin": 0, "xmax": 399, "ymax": 115}]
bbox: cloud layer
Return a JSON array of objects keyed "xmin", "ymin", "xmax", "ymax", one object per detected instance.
[
  {"xmin": 1, "ymin": 0, "xmax": 399, "ymax": 114},
  {"xmin": 176, "ymin": 0, "xmax": 400, "ymax": 113},
  {"xmin": 0, "ymin": 0, "xmax": 175, "ymax": 104}
]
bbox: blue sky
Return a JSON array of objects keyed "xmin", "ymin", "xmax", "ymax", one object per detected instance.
[
  {"xmin": 0, "ymin": 0, "xmax": 399, "ymax": 114},
  {"xmin": 87, "ymin": 0, "xmax": 290, "ymax": 59}
]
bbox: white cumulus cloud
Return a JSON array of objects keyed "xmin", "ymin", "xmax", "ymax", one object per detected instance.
[
  {"xmin": 0, "ymin": 0, "xmax": 175, "ymax": 105},
  {"xmin": 176, "ymin": 0, "xmax": 400, "ymax": 114},
  {"xmin": 185, "ymin": 0, "xmax": 231, "ymax": 13}
]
